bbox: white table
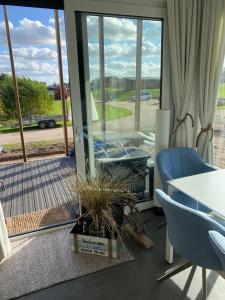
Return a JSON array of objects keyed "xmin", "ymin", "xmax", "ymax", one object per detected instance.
[{"xmin": 166, "ymin": 169, "xmax": 225, "ymax": 264}]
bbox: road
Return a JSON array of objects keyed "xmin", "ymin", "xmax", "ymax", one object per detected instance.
[
  {"xmin": 93, "ymin": 99, "xmax": 159, "ymax": 133},
  {"xmin": 0, "ymin": 100, "xmax": 159, "ymax": 145},
  {"xmin": 0, "ymin": 126, "xmax": 74, "ymax": 144}
]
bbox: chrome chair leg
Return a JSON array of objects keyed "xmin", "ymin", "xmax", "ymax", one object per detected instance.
[
  {"xmin": 202, "ymin": 268, "xmax": 207, "ymax": 300},
  {"xmin": 157, "ymin": 261, "xmax": 192, "ymax": 282}
]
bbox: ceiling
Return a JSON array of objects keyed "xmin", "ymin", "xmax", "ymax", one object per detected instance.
[{"xmin": 0, "ymin": 0, "xmax": 64, "ymax": 9}]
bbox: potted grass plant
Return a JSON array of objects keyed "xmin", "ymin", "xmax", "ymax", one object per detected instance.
[{"xmin": 70, "ymin": 174, "xmax": 137, "ymax": 257}]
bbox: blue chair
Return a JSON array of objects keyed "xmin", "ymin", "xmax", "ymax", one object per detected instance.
[
  {"xmin": 156, "ymin": 147, "xmax": 216, "ymax": 212},
  {"xmin": 209, "ymin": 231, "xmax": 225, "ymax": 271},
  {"xmin": 155, "ymin": 189, "xmax": 225, "ymax": 299}
]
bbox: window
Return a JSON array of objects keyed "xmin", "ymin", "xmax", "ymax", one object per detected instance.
[{"xmin": 214, "ymin": 69, "xmax": 225, "ymax": 167}]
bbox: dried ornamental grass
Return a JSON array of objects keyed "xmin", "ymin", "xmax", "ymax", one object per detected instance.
[{"xmin": 73, "ymin": 174, "xmax": 137, "ymax": 237}]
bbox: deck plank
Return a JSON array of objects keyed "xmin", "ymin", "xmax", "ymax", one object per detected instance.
[
  {"xmin": 1, "ymin": 163, "xmax": 15, "ymax": 218},
  {"xmin": 10, "ymin": 163, "xmax": 24, "ymax": 216},
  {"xmin": 42, "ymin": 158, "xmax": 66, "ymax": 208},
  {"xmin": 36, "ymin": 159, "xmax": 60, "ymax": 209},
  {"xmin": 22, "ymin": 162, "xmax": 36, "ymax": 214},
  {"xmin": 0, "ymin": 161, "xmax": 6, "ymax": 201},
  {"xmin": 50, "ymin": 157, "xmax": 78, "ymax": 218},
  {"xmin": 31, "ymin": 160, "xmax": 48, "ymax": 211},
  {"xmin": 0, "ymin": 157, "xmax": 77, "ymax": 224},
  {"xmin": 38, "ymin": 159, "xmax": 60, "ymax": 208}
]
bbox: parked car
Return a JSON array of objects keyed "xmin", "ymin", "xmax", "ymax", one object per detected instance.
[{"xmin": 130, "ymin": 90, "xmax": 152, "ymax": 101}]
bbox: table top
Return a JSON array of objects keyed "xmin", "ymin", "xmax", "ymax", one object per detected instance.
[{"xmin": 168, "ymin": 169, "xmax": 225, "ymax": 216}]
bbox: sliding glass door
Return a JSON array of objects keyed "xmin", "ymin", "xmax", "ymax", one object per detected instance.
[{"xmin": 76, "ymin": 13, "xmax": 163, "ymax": 206}]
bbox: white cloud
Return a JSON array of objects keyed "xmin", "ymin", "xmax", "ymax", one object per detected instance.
[
  {"xmin": 0, "ymin": 20, "xmax": 13, "ymax": 31},
  {"xmin": 0, "ymin": 54, "xmax": 9, "ymax": 60},
  {"xmin": 143, "ymin": 20, "xmax": 162, "ymax": 38},
  {"xmin": 88, "ymin": 40, "xmax": 160, "ymax": 60},
  {"xmin": 0, "ymin": 13, "xmax": 69, "ymax": 84},
  {"xmin": 105, "ymin": 61, "xmax": 136, "ymax": 77},
  {"xmin": 142, "ymin": 62, "xmax": 161, "ymax": 77},
  {"xmin": 0, "ymin": 15, "xmax": 160, "ymax": 84},
  {"xmin": 0, "ymin": 18, "xmax": 57, "ymax": 45},
  {"xmin": 104, "ymin": 17, "xmax": 137, "ymax": 41},
  {"xmin": 89, "ymin": 60, "xmax": 160, "ymax": 79},
  {"xmin": 87, "ymin": 16, "xmax": 137, "ymax": 41},
  {"xmin": 40, "ymin": 62, "xmax": 55, "ymax": 74},
  {"xmin": 142, "ymin": 41, "xmax": 161, "ymax": 56},
  {"xmin": 49, "ymin": 16, "xmax": 64, "ymax": 26},
  {"xmin": 13, "ymin": 47, "xmax": 57, "ymax": 60}
]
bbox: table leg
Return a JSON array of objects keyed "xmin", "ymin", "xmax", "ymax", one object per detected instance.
[
  {"xmin": 165, "ymin": 228, "xmax": 173, "ymax": 264},
  {"xmin": 165, "ymin": 185, "xmax": 174, "ymax": 264}
]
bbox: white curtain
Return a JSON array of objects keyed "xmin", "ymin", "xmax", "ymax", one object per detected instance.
[
  {"xmin": 167, "ymin": 0, "xmax": 199, "ymax": 147},
  {"xmin": 196, "ymin": 0, "xmax": 225, "ymax": 162},
  {"xmin": 0, "ymin": 203, "xmax": 11, "ymax": 261}
]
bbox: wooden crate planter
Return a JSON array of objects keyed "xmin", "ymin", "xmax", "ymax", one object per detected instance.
[{"xmin": 70, "ymin": 228, "xmax": 120, "ymax": 258}]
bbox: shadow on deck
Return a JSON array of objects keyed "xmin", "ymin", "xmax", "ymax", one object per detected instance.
[{"xmin": 0, "ymin": 157, "xmax": 78, "ymax": 235}]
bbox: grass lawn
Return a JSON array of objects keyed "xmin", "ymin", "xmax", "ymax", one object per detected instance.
[
  {"xmin": 3, "ymin": 139, "xmax": 67, "ymax": 152},
  {"xmin": 111, "ymin": 88, "xmax": 160, "ymax": 101},
  {"xmin": 219, "ymin": 83, "xmax": 225, "ymax": 98},
  {"xmin": 49, "ymin": 98, "xmax": 71, "ymax": 115},
  {"xmin": 92, "ymin": 88, "xmax": 122, "ymax": 100},
  {"xmin": 95, "ymin": 103, "xmax": 131, "ymax": 120},
  {"xmin": 0, "ymin": 102, "xmax": 131, "ymax": 134}
]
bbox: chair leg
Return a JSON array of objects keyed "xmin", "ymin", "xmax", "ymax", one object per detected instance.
[
  {"xmin": 157, "ymin": 262, "xmax": 192, "ymax": 283},
  {"xmin": 202, "ymin": 268, "xmax": 207, "ymax": 300}
]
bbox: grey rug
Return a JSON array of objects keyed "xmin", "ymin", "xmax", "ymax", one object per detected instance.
[{"xmin": 0, "ymin": 228, "xmax": 134, "ymax": 300}]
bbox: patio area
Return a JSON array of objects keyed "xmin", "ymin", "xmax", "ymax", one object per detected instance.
[{"xmin": 0, "ymin": 156, "xmax": 78, "ymax": 235}]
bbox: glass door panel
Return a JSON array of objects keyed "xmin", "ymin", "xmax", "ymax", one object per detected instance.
[{"xmin": 82, "ymin": 13, "xmax": 163, "ymax": 204}]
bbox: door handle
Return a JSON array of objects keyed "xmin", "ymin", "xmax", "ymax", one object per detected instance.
[{"xmin": 75, "ymin": 126, "xmax": 82, "ymax": 143}]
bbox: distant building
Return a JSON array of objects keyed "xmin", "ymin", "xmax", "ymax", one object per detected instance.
[
  {"xmin": 91, "ymin": 76, "xmax": 160, "ymax": 90},
  {"xmin": 47, "ymin": 83, "xmax": 70, "ymax": 100}
]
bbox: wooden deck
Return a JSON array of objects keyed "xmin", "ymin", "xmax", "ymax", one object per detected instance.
[{"xmin": 0, "ymin": 157, "xmax": 77, "ymax": 219}]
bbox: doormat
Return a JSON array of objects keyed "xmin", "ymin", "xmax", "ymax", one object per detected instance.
[
  {"xmin": 5, "ymin": 206, "xmax": 76, "ymax": 236},
  {"xmin": 0, "ymin": 228, "xmax": 134, "ymax": 300}
]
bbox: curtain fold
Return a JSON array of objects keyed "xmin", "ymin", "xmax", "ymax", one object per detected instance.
[
  {"xmin": 0, "ymin": 203, "xmax": 11, "ymax": 261},
  {"xmin": 167, "ymin": 0, "xmax": 199, "ymax": 147},
  {"xmin": 167, "ymin": 0, "xmax": 225, "ymax": 162},
  {"xmin": 196, "ymin": 0, "xmax": 225, "ymax": 162}
]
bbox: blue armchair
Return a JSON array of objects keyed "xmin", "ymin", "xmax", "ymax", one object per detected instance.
[
  {"xmin": 155, "ymin": 189, "xmax": 225, "ymax": 299},
  {"xmin": 156, "ymin": 147, "xmax": 216, "ymax": 212},
  {"xmin": 209, "ymin": 231, "xmax": 225, "ymax": 271}
]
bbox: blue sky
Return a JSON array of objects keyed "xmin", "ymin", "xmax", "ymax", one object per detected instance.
[
  {"xmin": 0, "ymin": 6, "xmax": 162, "ymax": 84},
  {"xmin": 87, "ymin": 16, "xmax": 162, "ymax": 80}
]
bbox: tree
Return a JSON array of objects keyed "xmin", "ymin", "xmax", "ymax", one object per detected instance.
[{"xmin": 0, "ymin": 75, "xmax": 53, "ymax": 122}]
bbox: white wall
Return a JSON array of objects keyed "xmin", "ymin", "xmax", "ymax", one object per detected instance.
[{"xmin": 81, "ymin": 0, "xmax": 166, "ymax": 8}]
